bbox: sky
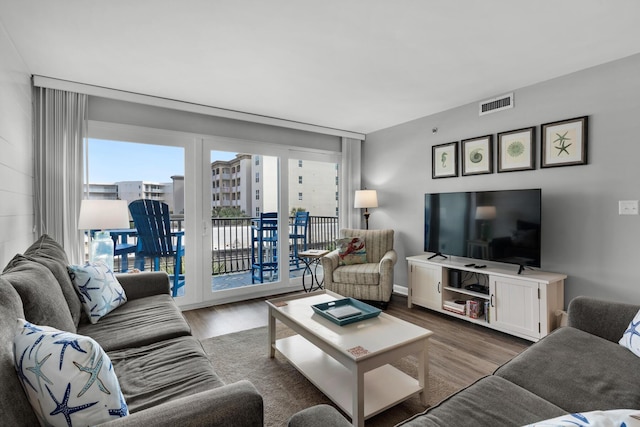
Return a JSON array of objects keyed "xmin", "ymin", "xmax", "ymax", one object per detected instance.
[{"xmin": 88, "ymin": 139, "xmax": 237, "ymax": 183}]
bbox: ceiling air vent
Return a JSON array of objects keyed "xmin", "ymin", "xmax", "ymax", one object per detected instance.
[{"xmin": 479, "ymin": 93, "xmax": 514, "ymax": 116}]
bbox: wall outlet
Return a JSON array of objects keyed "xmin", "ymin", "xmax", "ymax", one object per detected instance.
[{"xmin": 618, "ymin": 200, "xmax": 639, "ymax": 215}]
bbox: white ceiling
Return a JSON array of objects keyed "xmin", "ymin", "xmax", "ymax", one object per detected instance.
[{"xmin": 2, "ymin": 0, "xmax": 640, "ymax": 134}]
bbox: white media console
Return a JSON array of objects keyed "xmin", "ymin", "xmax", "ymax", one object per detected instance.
[{"xmin": 407, "ymin": 254, "xmax": 566, "ymax": 341}]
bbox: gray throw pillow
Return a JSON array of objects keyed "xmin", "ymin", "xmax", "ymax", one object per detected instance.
[{"xmin": 2, "ymin": 255, "xmax": 76, "ymax": 332}]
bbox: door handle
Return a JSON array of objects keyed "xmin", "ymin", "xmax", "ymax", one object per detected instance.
[
  {"xmin": 437, "ymin": 281, "xmax": 441, "ymax": 293},
  {"xmin": 490, "ymin": 294, "xmax": 495, "ymax": 307}
]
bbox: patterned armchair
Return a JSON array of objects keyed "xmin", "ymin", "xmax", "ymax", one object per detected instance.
[{"xmin": 321, "ymin": 228, "xmax": 397, "ymax": 306}]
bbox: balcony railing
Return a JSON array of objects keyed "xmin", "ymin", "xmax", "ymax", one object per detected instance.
[
  {"xmin": 112, "ymin": 215, "xmax": 339, "ymax": 276},
  {"xmin": 211, "ymin": 216, "xmax": 339, "ymax": 275}
]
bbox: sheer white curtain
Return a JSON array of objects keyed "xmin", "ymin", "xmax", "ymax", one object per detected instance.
[
  {"xmin": 341, "ymin": 137, "xmax": 362, "ymax": 229},
  {"xmin": 33, "ymin": 86, "xmax": 87, "ymax": 264}
]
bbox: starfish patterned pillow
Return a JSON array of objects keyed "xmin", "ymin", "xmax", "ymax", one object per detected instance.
[
  {"xmin": 13, "ymin": 319, "xmax": 128, "ymax": 426},
  {"xmin": 619, "ymin": 308, "xmax": 640, "ymax": 357},
  {"xmin": 67, "ymin": 261, "xmax": 127, "ymax": 324}
]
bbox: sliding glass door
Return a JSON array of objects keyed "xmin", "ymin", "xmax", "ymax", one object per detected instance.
[
  {"xmin": 84, "ymin": 122, "xmax": 199, "ymax": 304},
  {"xmin": 88, "ymin": 122, "xmax": 342, "ymax": 307},
  {"xmin": 200, "ymin": 139, "xmax": 341, "ymax": 304}
]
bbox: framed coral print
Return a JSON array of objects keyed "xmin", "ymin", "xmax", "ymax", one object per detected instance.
[
  {"xmin": 462, "ymin": 135, "xmax": 493, "ymax": 176},
  {"xmin": 432, "ymin": 141, "xmax": 458, "ymax": 179},
  {"xmin": 497, "ymin": 127, "xmax": 535, "ymax": 173},
  {"xmin": 541, "ymin": 116, "xmax": 588, "ymax": 168}
]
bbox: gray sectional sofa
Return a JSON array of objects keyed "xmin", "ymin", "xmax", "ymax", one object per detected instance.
[
  {"xmin": 0, "ymin": 234, "xmax": 263, "ymax": 426},
  {"xmin": 289, "ymin": 296, "xmax": 640, "ymax": 426}
]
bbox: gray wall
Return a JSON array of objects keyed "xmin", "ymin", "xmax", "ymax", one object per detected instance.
[
  {"xmin": 364, "ymin": 53, "xmax": 640, "ymax": 306},
  {"xmin": 0, "ymin": 23, "xmax": 34, "ymax": 266}
]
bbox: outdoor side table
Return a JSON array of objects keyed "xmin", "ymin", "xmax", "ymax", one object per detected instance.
[{"xmin": 298, "ymin": 249, "xmax": 329, "ymax": 292}]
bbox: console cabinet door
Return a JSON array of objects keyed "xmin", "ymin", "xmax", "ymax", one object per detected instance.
[
  {"xmin": 490, "ymin": 276, "xmax": 541, "ymax": 340},
  {"xmin": 408, "ymin": 261, "xmax": 442, "ymax": 310}
]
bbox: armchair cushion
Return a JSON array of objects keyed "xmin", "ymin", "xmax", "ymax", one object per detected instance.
[
  {"xmin": 336, "ymin": 237, "xmax": 366, "ymax": 265},
  {"xmin": 332, "ymin": 263, "xmax": 380, "ymax": 285}
]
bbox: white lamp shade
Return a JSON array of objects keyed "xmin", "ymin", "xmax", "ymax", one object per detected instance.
[
  {"xmin": 354, "ymin": 190, "xmax": 378, "ymax": 209},
  {"xmin": 78, "ymin": 200, "xmax": 130, "ymax": 230},
  {"xmin": 475, "ymin": 206, "xmax": 497, "ymax": 220}
]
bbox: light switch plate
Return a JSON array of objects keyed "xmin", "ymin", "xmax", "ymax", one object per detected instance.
[{"xmin": 619, "ymin": 200, "xmax": 639, "ymax": 215}]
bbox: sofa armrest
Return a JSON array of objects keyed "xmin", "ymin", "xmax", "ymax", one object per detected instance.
[
  {"xmin": 115, "ymin": 271, "xmax": 171, "ymax": 300},
  {"xmin": 99, "ymin": 380, "xmax": 263, "ymax": 427},
  {"xmin": 568, "ymin": 296, "xmax": 640, "ymax": 343}
]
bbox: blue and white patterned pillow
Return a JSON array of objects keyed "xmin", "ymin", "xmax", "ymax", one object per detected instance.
[
  {"xmin": 619, "ymin": 308, "xmax": 640, "ymax": 357},
  {"xmin": 68, "ymin": 261, "xmax": 127, "ymax": 324},
  {"xmin": 524, "ymin": 409, "xmax": 640, "ymax": 426},
  {"xmin": 13, "ymin": 319, "xmax": 128, "ymax": 426}
]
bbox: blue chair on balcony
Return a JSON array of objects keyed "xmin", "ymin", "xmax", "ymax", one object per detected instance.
[
  {"xmin": 251, "ymin": 212, "xmax": 278, "ymax": 284},
  {"xmin": 129, "ymin": 199, "xmax": 185, "ymax": 297},
  {"xmin": 289, "ymin": 211, "xmax": 309, "ymax": 270}
]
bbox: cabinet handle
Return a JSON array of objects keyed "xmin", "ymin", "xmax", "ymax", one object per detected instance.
[
  {"xmin": 490, "ymin": 294, "xmax": 495, "ymax": 307},
  {"xmin": 437, "ymin": 281, "xmax": 441, "ymax": 293}
]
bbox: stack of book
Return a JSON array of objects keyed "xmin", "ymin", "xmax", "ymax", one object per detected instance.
[{"xmin": 443, "ymin": 299, "xmax": 466, "ymax": 315}]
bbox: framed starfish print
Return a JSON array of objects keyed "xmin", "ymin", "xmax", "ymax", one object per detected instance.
[
  {"xmin": 541, "ymin": 116, "xmax": 588, "ymax": 168},
  {"xmin": 432, "ymin": 141, "xmax": 458, "ymax": 179}
]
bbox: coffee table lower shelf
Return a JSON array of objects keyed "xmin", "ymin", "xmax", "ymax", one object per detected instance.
[{"xmin": 274, "ymin": 334, "xmax": 423, "ymax": 420}]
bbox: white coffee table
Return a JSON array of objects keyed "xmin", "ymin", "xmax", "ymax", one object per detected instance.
[{"xmin": 267, "ymin": 290, "xmax": 433, "ymax": 427}]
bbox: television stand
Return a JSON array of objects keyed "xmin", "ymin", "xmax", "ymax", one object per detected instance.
[
  {"xmin": 427, "ymin": 252, "xmax": 447, "ymax": 260},
  {"xmin": 406, "ymin": 253, "xmax": 566, "ymax": 342}
]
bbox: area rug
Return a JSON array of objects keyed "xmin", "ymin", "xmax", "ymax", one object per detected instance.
[{"xmin": 200, "ymin": 325, "xmax": 458, "ymax": 426}]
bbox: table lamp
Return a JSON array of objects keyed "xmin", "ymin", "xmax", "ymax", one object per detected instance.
[
  {"xmin": 78, "ymin": 200, "xmax": 130, "ymax": 270},
  {"xmin": 354, "ymin": 190, "xmax": 378, "ymax": 230}
]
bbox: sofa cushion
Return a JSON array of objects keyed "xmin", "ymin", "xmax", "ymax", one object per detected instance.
[
  {"xmin": 21, "ymin": 252, "xmax": 83, "ymax": 328},
  {"xmin": 21, "ymin": 234, "xmax": 85, "ymax": 328},
  {"xmin": 337, "ymin": 237, "xmax": 367, "ymax": 265},
  {"xmin": 398, "ymin": 376, "xmax": 566, "ymax": 426},
  {"xmin": 0, "ymin": 278, "xmax": 39, "ymax": 426},
  {"xmin": 68, "ymin": 261, "xmax": 128, "ymax": 324},
  {"xmin": 619, "ymin": 308, "xmax": 640, "ymax": 357},
  {"xmin": 107, "ymin": 335, "xmax": 225, "ymax": 413},
  {"xmin": 332, "ymin": 263, "xmax": 380, "ymax": 285},
  {"xmin": 2, "ymin": 255, "xmax": 76, "ymax": 332},
  {"xmin": 24, "ymin": 234, "xmax": 70, "ymax": 263},
  {"xmin": 495, "ymin": 326, "xmax": 640, "ymax": 413},
  {"xmin": 13, "ymin": 319, "xmax": 129, "ymax": 426},
  {"xmin": 77, "ymin": 294, "xmax": 191, "ymax": 352}
]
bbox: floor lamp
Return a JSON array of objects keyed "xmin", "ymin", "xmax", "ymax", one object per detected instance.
[{"xmin": 354, "ymin": 190, "xmax": 378, "ymax": 230}]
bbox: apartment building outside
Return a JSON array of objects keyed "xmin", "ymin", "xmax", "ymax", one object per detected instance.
[{"xmin": 86, "ymin": 153, "xmax": 338, "ymax": 218}]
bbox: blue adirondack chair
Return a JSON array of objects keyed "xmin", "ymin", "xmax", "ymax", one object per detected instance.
[
  {"xmin": 289, "ymin": 211, "xmax": 309, "ymax": 270},
  {"xmin": 251, "ymin": 212, "xmax": 278, "ymax": 284},
  {"xmin": 128, "ymin": 199, "xmax": 185, "ymax": 297}
]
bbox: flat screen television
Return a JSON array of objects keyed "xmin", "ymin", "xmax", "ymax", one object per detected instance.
[{"xmin": 424, "ymin": 189, "xmax": 541, "ymax": 270}]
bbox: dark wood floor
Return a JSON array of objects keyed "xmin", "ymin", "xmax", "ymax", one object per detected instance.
[{"xmin": 183, "ymin": 292, "xmax": 531, "ymax": 391}]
